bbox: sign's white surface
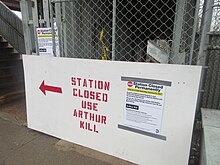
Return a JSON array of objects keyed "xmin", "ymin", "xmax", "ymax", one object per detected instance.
[{"xmin": 23, "ymin": 55, "xmax": 202, "ymax": 165}]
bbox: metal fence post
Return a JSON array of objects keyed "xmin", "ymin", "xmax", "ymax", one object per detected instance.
[
  {"xmin": 197, "ymin": 0, "xmax": 214, "ymax": 66},
  {"xmin": 196, "ymin": 0, "xmax": 214, "ymax": 112},
  {"xmin": 55, "ymin": 2, "xmax": 62, "ymax": 57},
  {"xmin": 20, "ymin": 0, "xmax": 33, "ymax": 54},
  {"xmin": 189, "ymin": 0, "xmax": 200, "ymax": 65},
  {"xmin": 111, "ymin": 0, "xmax": 116, "ymax": 61},
  {"xmin": 32, "ymin": 0, "xmax": 39, "ymax": 55},
  {"xmin": 62, "ymin": 2, "xmax": 67, "ymax": 57},
  {"xmin": 43, "ymin": 0, "xmax": 50, "ymax": 27},
  {"xmin": 50, "ymin": 1, "xmax": 56, "ymax": 57},
  {"xmin": 170, "ymin": 0, "xmax": 186, "ymax": 64}
]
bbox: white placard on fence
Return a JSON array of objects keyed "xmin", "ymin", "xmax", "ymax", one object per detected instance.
[
  {"xmin": 36, "ymin": 27, "xmax": 60, "ymax": 56},
  {"xmin": 23, "ymin": 55, "xmax": 202, "ymax": 165}
]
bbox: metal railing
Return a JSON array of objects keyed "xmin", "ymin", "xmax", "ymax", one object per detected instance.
[{"xmin": 0, "ymin": 1, "xmax": 25, "ymax": 54}]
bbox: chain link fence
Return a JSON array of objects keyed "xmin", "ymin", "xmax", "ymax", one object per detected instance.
[
  {"xmin": 52, "ymin": 0, "xmax": 207, "ymax": 65},
  {"xmin": 201, "ymin": 0, "xmax": 220, "ymax": 110},
  {"xmin": 53, "ymin": 0, "xmax": 113, "ymax": 59},
  {"xmin": 48, "ymin": 2, "xmax": 219, "ymax": 165},
  {"xmin": 211, "ymin": 1, "xmax": 220, "ymax": 31},
  {"xmin": 202, "ymin": 34, "xmax": 220, "ymax": 110}
]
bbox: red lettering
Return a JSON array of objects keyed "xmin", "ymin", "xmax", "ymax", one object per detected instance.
[
  {"xmin": 101, "ymin": 116, "xmax": 107, "ymax": 124},
  {"xmin": 73, "ymin": 89, "xmax": 108, "ymax": 102},
  {"xmin": 77, "ymin": 77, "xmax": 81, "ymax": 86},
  {"xmin": 81, "ymin": 100, "xmax": 86, "ymax": 109},
  {"xmin": 90, "ymin": 113, "xmax": 94, "ymax": 121},
  {"xmin": 80, "ymin": 121, "xmax": 84, "ymax": 129},
  {"xmin": 103, "ymin": 93, "xmax": 108, "ymax": 102},
  {"xmin": 85, "ymin": 122, "xmax": 87, "ymax": 129},
  {"xmin": 94, "ymin": 125, "xmax": 98, "ymax": 133},
  {"xmin": 80, "ymin": 121, "xmax": 98, "ymax": 133},
  {"xmin": 104, "ymin": 82, "xmax": 110, "ymax": 91},
  {"xmin": 96, "ymin": 92, "xmax": 101, "ymax": 101},
  {"xmin": 88, "ymin": 101, "xmax": 92, "ymax": 110},
  {"xmin": 95, "ymin": 114, "xmax": 100, "ymax": 123},
  {"xmin": 73, "ymin": 88, "xmax": 77, "ymax": 96},
  {"xmin": 81, "ymin": 100, "xmax": 98, "ymax": 111},
  {"xmin": 98, "ymin": 81, "xmax": 103, "ymax": 89},
  {"xmin": 88, "ymin": 79, "xmax": 93, "ymax": 88},
  {"xmin": 73, "ymin": 109, "xmax": 77, "ymax": 117},
  {"xmin": 78, "ymin": 89, "xmax": 83, "ymax": 98},
  {"xmin": 72, "ymin": 77, "xmax": 110, "ymax": 91},
  {"xmin": 71, "ymin": 77, "xmax": 76, "ymax": 85},
  {"xmin": 78, "ymin": 110, "xmax": 83, "ymax": 118},
  {"xmin": 94, "ymin": 80, "xmax": 97, "ymax": 89},
  {"xmin": 90, "ymin": 91, "xmax": 95, "ymax": 100},
  {"xmin": 87, "ymin": 123, "xmax": 92, "ymax": 131},
  {"xmin": 84, "ymin": 90, "xmax": 89, "ymax": 98},
  {"xmin": 84, "ymin": 111, "xmax": 88, "ymax": 119},
  {"xmin": 93, "ymin": 103, "xmax": 98, "ymax": 111},
  {"xmin": 83, "ymin": 79, "xmax": 87, "ymax": 87}
]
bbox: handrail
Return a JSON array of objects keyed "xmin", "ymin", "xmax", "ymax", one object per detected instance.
[{"xmin": 0, "ymin": 1, "xmax": 25, "ymax": 54}]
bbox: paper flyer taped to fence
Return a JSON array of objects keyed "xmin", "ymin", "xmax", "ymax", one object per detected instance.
[
  {"xmin": 123, "ymin": 81, "xmax": 166, "ymax": 134},
  {"xmin": 36, "ymin": 27, "xmax": 60, "ymax": 56}
]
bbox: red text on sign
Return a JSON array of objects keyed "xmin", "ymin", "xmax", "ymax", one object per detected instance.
[
  {"xmin": 71, "ymin": 77, "xmax": 110, "ymax": 91},
  {"xmin": 82, "ymin": 100, "xmax": 98, "ymax": 111},
  {"xmin": 73, "ymin": 88, "xmax": 108, "ymax": 102},
  {"xmin": 79, "ymin": 121, "xmax": 98, "ymax": 133},
  {"xmin": 73, "ymin": 109, "xmax": 107, "ymax": 124}
]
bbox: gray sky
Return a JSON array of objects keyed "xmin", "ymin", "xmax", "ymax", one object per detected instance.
[{"xmin": 12, "ymin": 10, "xmax": 22, "ymax": 19}]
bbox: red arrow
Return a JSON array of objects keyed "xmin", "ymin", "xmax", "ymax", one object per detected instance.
[{"xmin": 39, "ymin": 80, "xmax": 62, "ymax": 95}]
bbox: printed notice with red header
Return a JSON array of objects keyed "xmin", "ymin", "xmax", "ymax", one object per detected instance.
[
  {"xmin": 124, "ymin": 81, "xmax": 166, "ymax": 134},
  {"xmin": 36, "ymin": 27, "xmax": 60, "ymax": 56}
]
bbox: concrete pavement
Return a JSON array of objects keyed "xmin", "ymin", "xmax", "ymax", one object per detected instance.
[{"xmin": 0, "ymin": 99, "xmax": 133, "ymax": 165}]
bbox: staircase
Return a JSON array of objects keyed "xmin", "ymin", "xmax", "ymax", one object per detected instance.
[
  {"xmin": 0, "ymin": 35, "xmax": 25, "ymax": 104},
  {"xmin": 0, "ymin": 1, "xmax": 25, "ymax": 104}
]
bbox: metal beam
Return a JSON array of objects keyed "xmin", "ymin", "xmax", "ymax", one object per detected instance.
[
  {"xmin": 170, "ymin": 0, "xmax": 186, "ymax": 64},
  {"xmin": 43, "ymin": 0, "xmax": 50, "ymax": 27},
  {"xmin": 20, "ymin": 0, "xmax": 33, "ymax": 54},
  {"xmin": 1, "ymin": 0, "xmax": 20, "ymax": 11},
  {"xmin": 197, "ymin": 0, "xmax": 215, "ymax": 66}
]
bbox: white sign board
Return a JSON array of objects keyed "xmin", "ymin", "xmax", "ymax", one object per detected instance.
[
  {"xmin": 36, "ymin": 27, "xmax": 60, "ymax": 56},
  {"xmin": 23, "ymin": 55, "xmax": 202, "ymax": 165}
]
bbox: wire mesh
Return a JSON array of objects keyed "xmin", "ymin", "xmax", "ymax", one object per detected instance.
[
  {"xmin": 52, "ymin": 0, "xmax": 206, "ymax": 65},
  {"xmin": 211, "ymin": 1, "xmax": 220, "ymax": 31},
  {"xmin": 54, "ymin": 0, "xmax": 113, "ymax": 59},
  {"xmin": 202, "ymin": 34, "xmax": 220, "ymax": 110}
]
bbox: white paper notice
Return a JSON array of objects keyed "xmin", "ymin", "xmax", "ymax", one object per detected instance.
[
  {"xmin": 124, "ymin": 81, "xmax": 165, "ymax": 134},
  {"xmin": 36, "ymin": 27, "xmax": 60, "ymax": 56}
]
